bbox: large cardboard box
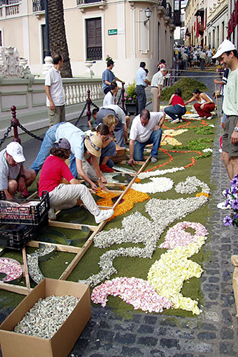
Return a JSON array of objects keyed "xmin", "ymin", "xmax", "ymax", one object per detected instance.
[{"xmin": 0, "ymin": 278, "xmax": 91, "ymax": 357}]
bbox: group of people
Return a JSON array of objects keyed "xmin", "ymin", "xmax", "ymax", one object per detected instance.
[{"xmin": 174, "ymin": 45, "xmax": 216, "ymax": 71}]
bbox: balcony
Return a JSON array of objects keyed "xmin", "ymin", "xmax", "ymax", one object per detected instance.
[
  {"xmin": 0, "ymin": 0, "xmax": 20, "ymax": 18},
  {"xmin": 32, "ymin": 0, "xmax": 45, "ymax": 13},
  {"xmin": 199, "ymin": 23, "xmax": 204, "ymax": 35},
  {"xmin": 157, "ymin": 0, "xmax": 166, "ymax": 16},
  {"xmin": 77, "ymin": 0, "xmax": 106, "ymax": 12}
]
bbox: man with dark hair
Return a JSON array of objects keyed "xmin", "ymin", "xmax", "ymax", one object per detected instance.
[
  {"xmin": 103, "ymin": 81, "xmax": 118, "ymax": 106},
  {"xmin": 128, "ymin": 109, "xmax": 165, "ymax": 164},
  {"xmin": 213, "ymin": 40, "xmax": 238, "ymax": 209},
  {"xmin": 45, "ymin": 54, "xmax": 65, "ymax": 126},
  {"xmin": 135, "ymin": 62, "xmax": 150, "ymax": 113},
  {"xmin": 102, "ymin": 59, "xmax": 124, "ymax": 95}
]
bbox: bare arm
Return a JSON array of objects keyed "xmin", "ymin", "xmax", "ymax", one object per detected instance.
[
  {"xmin": 168, "ymin": 94, "xmax": 174, "ymax": 105},
  {"xmin": 184, "ymin": 96, "xmax": 196, "ymax": 105},
  {"xmin": 128, "ymin": 139, "xmax": 135, "ymax": 165},
  {"xmin": 75, "ymin": 158, "xmax": 97, "ymax": 192},
  {"xmin": 45, "ymin": 86, "xmax": 55, "ymax": 111}
]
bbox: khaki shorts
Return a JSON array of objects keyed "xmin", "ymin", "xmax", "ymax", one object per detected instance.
[
  {"xmin": 222, "ymin": 115, "xmax": 238, "ymax": 156},
  {"xmin": 48, "ymin": 105, "xmax": 65, "ymax": 126}
]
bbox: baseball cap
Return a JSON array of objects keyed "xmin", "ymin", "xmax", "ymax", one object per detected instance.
[
  {"xmin": 212, "ymin": 40, "xmax": 237, "ymax": 59},
  {"xmin": 161, "ymin": 67, "xmax": 167, "ymax": 72},
  {"xmin": 54, "ymin": 138, "xmax": 71, "ymax": 150},
  {"xmin": 6, "ymin": 142, "xmax": 25, "ymax": 163}
]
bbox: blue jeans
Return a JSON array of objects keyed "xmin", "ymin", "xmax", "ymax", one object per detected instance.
[
  {"xmin": 30, "ymin": 122, "xmax": 64, "ymax": 174},
  {"xmin": 136, "ymin": 85, "xmax": 146, "ymax": 113},
  {"xmin": 164, "ymin": 105, "xmax": 186, "ymax": 121},
  {"xmin": 134, "ymin": 129, "xmax": 162, "ymax": 161}
]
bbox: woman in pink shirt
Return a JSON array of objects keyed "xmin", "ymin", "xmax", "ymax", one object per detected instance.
[
  {"xmin": 39, "ymin": 138, "xmax": 113, "ymax": 222},
  {"xmin": 164, "ymin": 88, "xmax": 186, "ymax": 124}
]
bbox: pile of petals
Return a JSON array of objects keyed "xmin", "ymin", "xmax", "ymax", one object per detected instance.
[
  {"xmin": 91, "ymin": 277, "xmax": 173, "ymax": 313},
  {"xmin": 139, "ymin": 167, "xmax": 185, "ymax": 180},
  {"xmin": 160, "ymin": 221, "xmax": 208, "ymax": 249},
  {"xmin": 161, "ymin": 136, "xmax": 182, "ymax": 146},
  {"xmin": 148, "ymin": 236, "xmax": 207, "ymax": 315},
  {"xmin": 0, "ymin": 258, "xmax": 23, "ymax": 282},
  {"xmin": 96, "ymin": 188, "xmax": 150, "ymax": 220},
  {"xmin": 132, "ymin": 177, "xmax": 174, "ymax": 194},
  {"xmin": 175, "ymin": 176, "xmax": 210, "ymax": 195}
]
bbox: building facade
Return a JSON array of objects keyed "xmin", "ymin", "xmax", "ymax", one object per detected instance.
[{"xmin": 0, "ymin": 0, "xmax": 177, "ymax": 83}]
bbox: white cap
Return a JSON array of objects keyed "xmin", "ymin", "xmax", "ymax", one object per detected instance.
[
  {"xmin": 212, "ymin": 40, "xmax": 237, "ymax": 59},
  {"xmin": 6, "ymin": 142, "xmax": 25, "ymax": 163}
]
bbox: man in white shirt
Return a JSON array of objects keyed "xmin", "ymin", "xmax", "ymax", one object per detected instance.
[
  {"xmin": 103, "ymin": 82, "xmax": 118, "ymax": 106},
  {"xmin": 150, "ymin": 67, "xmax": 167, "ymax": 112},
  {"xmin": 128, "ymin": 109, "xmax": 165, "ymax": 164},
  {"xmin": 135, "ymin": 62, "xmax": 150, "ymax": 113},
  {"xmin": 45, "ymin": 54, "xmax": 65, "ymax": 126}
]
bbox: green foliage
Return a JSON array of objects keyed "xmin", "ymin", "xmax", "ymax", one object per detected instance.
[
  {"xmin": 172, "ymin": 138, "xmax": 213, "ymax": 151},
  {"xmin": 161, "ymin": 77, "xmax": 208, "ymax": 101},
  {"xmin": 125, "ymin": 81, "xmax": 138, "ymax": 103},
  {"xmin": 193, "ymin": 126, "xmax": 214, "ymax": 135}
]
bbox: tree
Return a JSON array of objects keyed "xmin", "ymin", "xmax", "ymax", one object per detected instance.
[{"xmin": 48, "ymin": 0, "xmax": 72, "ymax": 78}]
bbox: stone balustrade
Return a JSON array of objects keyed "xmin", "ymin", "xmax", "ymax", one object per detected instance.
[{"xmin": 0, "ymin": 76, "xmax": 104, "ymax": 141}]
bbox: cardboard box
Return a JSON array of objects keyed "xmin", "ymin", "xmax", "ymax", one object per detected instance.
[{"xmin": 0, "ymin": 278, "xmax": 91, "ymax": 357}]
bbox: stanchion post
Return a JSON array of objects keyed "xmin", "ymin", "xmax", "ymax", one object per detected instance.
[
  {"xmin": 121, "ymin": 83, "xmax": 125, "ymax": 110},
  {"xmin": 11, "ymin": 105, "xmax": 21, "ymax": 144},
  {"xmin": 86, "ymin": 90, "xmax": 92, "ymax": 123}
]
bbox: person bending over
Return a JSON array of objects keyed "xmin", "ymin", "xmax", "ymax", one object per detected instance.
[{"xmin": 184, "ymin": 89, "xmax": 215, "ymax": 120}]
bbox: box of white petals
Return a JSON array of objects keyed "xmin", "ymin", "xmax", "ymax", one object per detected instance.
[{"xmin": 0, "ymin": 278, "xmax": 91, "ymax": 357}]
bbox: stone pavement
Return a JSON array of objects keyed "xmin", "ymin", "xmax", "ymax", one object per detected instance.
[{"xmin": 0, "ymin": 71, "xmax": 238, "ymax": 357}]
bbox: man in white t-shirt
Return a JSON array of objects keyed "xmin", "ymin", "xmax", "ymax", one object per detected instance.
[
  {"xmin": 128, "ymin": 109, "xmax": 165, "ymax": 164},
  {"xmin": 45, "ymin": 54, "xmax": 65, "ymax": 126},
  {"xmin": 0, "ymin": 142, "xmax": 36, "ymax": 199}
]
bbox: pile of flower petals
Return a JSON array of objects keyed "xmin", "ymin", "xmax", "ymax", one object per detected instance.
[
  {"xmin": 132, "ymin": 177, "xmax": 174, "ymax": 194},
  {"xmin": 148, "ymin": 236, "xmax": 206, "ymax": 315},
  {"xmin": 160, "ymin": 221, "xmax": 208, "ymax": 249},
  {"xmin": 138, "ymin": 167, "xmax": 185, "ymax": 180},
  {"xmin": 91, "ymin": 277, "xmax": 173, "ymax": 313},
  {"xmin": 0, "ymin": 258, "xmax": 23, "ymax": 282}
]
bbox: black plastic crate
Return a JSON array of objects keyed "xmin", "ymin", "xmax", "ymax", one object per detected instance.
[
  {"xmin": 0, "ymin": 219, "xmax": 47, "ymax": 250},
  {"xmin": 0, "ymin": 191, "xmax": 50, "ymax": 225}
]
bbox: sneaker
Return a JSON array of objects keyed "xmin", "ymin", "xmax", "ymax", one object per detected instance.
[
  {"xmin": 151, "ymin": 157, "xmax": 158, "ymax": 163},
  {"xmin": 100, "ymin": 164, "xmax": 114, "ymax": 173},
  {"xmin": 207, "ymin": 115, "xmax": 213, "ymax": 120},
  {"xmin": 217, "ymin": 200, "xmax": 231, "ymax": 210},
  {"xmin": 179, "ymin": 119, "xmax": 183, "ymax": 122},
  {"xmin": 21, "ymin": 187, "xmax": 29, "ymax": 198},
  {"xmin": 95, "ymin": 209, "xmax": 114, "ymax": 224},
  {"xmin": 197, "ymin": 116, "xmax": 205, "ymax": 120},
  {"xmin": 171, "ymin": 118, "xmax": 180, "ymax": 124},
  {"xmin": 48, "ymin": 208, "xmax": 57, "ymax": 220}
]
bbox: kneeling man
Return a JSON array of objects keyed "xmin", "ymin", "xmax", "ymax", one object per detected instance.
[
  {"xmin": 128, "ymin": 109, "xmax": 165, "ymax": 164},
  {"xmin": 0, "ymin": 142, "xmax": 36, "ymax": 199}
]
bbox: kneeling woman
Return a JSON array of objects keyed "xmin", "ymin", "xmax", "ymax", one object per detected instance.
[
  {"xmin": 164, "ymin": 88, "xmax": 186, "ymax": 124},
  {"xmin": 184, "ymin": 89, "xmax": 215, "ymax": 120},
  {"xmin": 39, "ymin": 138, "xmax": 114, "ymax": 223}
]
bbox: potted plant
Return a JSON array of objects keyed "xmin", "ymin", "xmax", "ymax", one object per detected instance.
[{"xmin": 125, "ymin": 81, "xmax": 138, "ymax": 115}]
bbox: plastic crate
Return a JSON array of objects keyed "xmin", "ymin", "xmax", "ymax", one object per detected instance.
[
  {"xmin": 0, "ymin": 191, "xmax": 50, "ymax": 226},
  {"xmin": 0, "ymin": 219, "xmax": 47, "ymax": 250}
]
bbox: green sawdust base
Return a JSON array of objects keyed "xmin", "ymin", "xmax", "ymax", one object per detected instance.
[{"xmin": 0, "ymin": 117, "xmax": 215, "ymax": 318}]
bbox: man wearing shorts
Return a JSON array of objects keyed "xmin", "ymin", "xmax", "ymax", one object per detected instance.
[{"xmin": 212, "ymin": 40, "xmax": 238, "ymax": 208}]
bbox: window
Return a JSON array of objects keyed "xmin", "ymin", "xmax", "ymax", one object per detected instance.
[{"xmin": 86, "ymin": 18, "xmax": 102, "ymax": 60}]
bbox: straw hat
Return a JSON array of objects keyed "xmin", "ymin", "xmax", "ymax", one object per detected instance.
[{"xmin": 85, "ymin": 134, "xmax": 102, "ymax": 157}]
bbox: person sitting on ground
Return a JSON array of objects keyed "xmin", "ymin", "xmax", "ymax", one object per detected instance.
[
  {"xmin": 88, "ymin": 108, "xmax": 99, "ymax": 131},
  {"xmin": 164, "ymin": 88, "xmax": 186, "ymax": 124},
  {"xmin": 38, "ymin": 138, "xmax": 113, "ymax": 222},
  {"xmin": 128, "ymin": 109, "xmax": 165, "ymax": 165},
  {"xmin": 96, "ymin": 124, "xmax": 116, "ymax": 172},
  {"xmin": 30, "ymin": 122, "xmax": 107, "ymax": 192},
  {"xmin": 0, "ymin": 142, "xmax": 36, "ymax": 199},
  {"xmin": 184, "ymin": 89, "xmax": 215, "ymax": 119},
  {"xmin": 103, "ymin": 82, "xmax": 118, "ymax": 106},
  {"xmin": 96, "ymin": 104, "xmax": 129, "ymax": 148}
]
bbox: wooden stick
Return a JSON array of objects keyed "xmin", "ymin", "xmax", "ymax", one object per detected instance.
[
  {"xmin": 22, "ymin": 247, "xmax": 31, "ymax": 291},
  {"xmin": 0, "ymin": 282, "xmax": 31, "ymax": 295},
  {"xmin": 48, "ymin": 220, "xmax": 97, "ymax": 232},
  {"xmin": 27, "ymin": 241, "xmax": 82, "ymax": 254}
]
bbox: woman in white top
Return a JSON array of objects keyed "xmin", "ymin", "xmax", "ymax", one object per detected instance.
[{"xmin": 184, "ymin": 88, "xmax": 215, "ymax": 119}]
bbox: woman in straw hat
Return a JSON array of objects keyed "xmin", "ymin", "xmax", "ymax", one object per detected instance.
[
  {"xmin": 39, "ymin": 138, "xmax": 114, "ymax": 222},
  {"xmin": 31, "ymin": 122, "xmax": 107, "ymax": 192}
]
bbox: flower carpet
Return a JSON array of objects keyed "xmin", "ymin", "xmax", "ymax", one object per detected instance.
[{"xmin": 0, "ymin": 117, "xmax": 216, "ymax": 317}]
